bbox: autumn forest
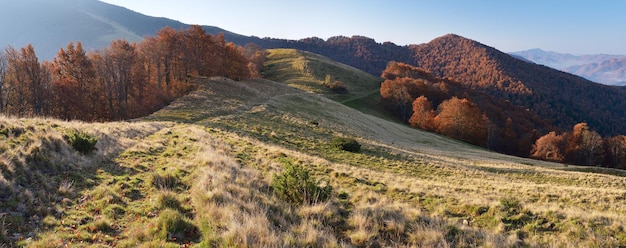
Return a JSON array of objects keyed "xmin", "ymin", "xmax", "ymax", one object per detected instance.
[{"xmin": 0, "ymin": 25, "xmax": 263, "ymax": 121}]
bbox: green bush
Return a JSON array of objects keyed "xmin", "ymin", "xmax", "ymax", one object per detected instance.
[
  {"xmin": 64, "ymin": 130, "xmax": 97, "ymax": 154},
  {"xmin": 331, "ymin": 136, "xmax": 361, "ymax": 153},
  {"xmin": 272, "ymin": 162, "xmax": 332, "ymax": 206}
]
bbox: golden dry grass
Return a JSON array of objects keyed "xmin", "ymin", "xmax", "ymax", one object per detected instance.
[{"xmin": 3, "ymin": 72, "xmax": 626, "ymax": 247}]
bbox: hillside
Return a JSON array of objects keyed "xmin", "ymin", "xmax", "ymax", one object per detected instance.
[
  {"xmin": 409, "ymin": 34, "xmax": 626, "ymax": 136},
  {"xmin": 262, "ymin": 48, "xmax": 391, "ymax": 118},
  {"xmin": 512, "ymin": 49, "xmax": 626, "ymax": 85},
  {"xmin": 379, "ymin": 62, "xmax": 553, "ymax": 156},
  {"xmin": 3, "ymin": 76, "xmax": 626, "ymax": 247},
  {"xmin": 0, "ymin": 0, "xmax": 245, "ymax": 60}
]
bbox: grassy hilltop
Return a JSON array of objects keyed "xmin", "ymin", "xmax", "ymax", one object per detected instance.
[{"xmin": 2, "ymin": 49, "xmax": 626, "ymax": 247}]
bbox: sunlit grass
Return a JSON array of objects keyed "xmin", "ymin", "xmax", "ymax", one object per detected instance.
[{"xmin": 4, "ymin": 70, "xmax": 626, "ymax": 247}]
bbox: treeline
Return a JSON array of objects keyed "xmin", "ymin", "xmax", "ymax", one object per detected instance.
[
  {"xmin": 381, "ymin": 62, "xmax": 551, "ymax": 156},
  {"xmin": 532, "ymin": 123, "xmax": 626, "ymax": 168},
  {"xmin": 0, "ymin": 25, "xmax": 263, "ymax": 121}
]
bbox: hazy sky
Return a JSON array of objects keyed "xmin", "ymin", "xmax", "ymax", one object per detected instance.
[{"xmin": 100, "ymin": 0, "xmax": 626, "ymax": 55}]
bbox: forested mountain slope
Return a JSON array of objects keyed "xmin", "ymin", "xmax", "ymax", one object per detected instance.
[{"xmin": 409, "ymin": 34, "xmax": 626, "ymax": 136}]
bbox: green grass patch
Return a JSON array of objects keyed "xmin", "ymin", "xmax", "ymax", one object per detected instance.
[{"xmin": 154, "ymin": 209, "xmax": 200, "ymax": 244}]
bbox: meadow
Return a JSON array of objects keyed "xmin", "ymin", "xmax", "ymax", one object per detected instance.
[{"xmin": 1, "ymin": 49, "xmax": 626, "ymax": 247}]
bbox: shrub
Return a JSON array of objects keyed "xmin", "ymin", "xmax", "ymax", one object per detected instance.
[
  {"xmin": 64, "ymin": 130, "xmax": 97, "ymax": 154},
  {"xmin": 272, "ymin": 162, "xmax": 332, "ymax": 206},
  {"xmin": 331, "ymin": 136, "xmax": 361, "ymax": 153}
]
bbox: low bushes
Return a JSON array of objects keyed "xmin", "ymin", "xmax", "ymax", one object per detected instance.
[
  {"xmin": 331, "ymin": 136, "xmax": 361, "ymax": 153},
  {"xmin": 272, "ymin": 162, "xmax": 332, "ymax": 206},
  {"xmin": 64, "ymin": 130, "xmax": 97, "ymax": 154}
]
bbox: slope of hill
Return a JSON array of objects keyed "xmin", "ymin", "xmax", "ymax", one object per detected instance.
[
  {"xmin": 262, "ymin": 48, "xmax": 392, "ymax": 118},
  {"xmin": 512, "ymin": 49, "xmax": 626, "ymax": 85},
  {"xmin": 0, "ymin": 0, "xmax": 245, "ymax": 60},
  {"xmin": 410, "ymin": 34, "xmax": 626, "ymax": 136},
  {"xmin": 4, "ymin": 75, "xmax": 626, "ymax": 247}
]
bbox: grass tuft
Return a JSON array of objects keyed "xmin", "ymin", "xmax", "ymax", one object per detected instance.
[
  {"xmin": 151, "ymin": 171, "xmax": 183, "ymax": 191},
  {"xmin": 155, "ymin": 191, "xmax": 183, "ymax": 211},
  {"xmin": 155, "ymin": 209, "xmax": 200, "ymax": 244}
]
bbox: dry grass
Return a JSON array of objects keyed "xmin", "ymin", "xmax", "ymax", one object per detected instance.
[{"xmin": 4, "ymin": 74, "xmax": 626, "ymax": 247}]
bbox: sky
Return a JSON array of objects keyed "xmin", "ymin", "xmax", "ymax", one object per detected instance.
[{"xmin": 99, "ymin": 0, "xmax": 626, "ymax": 55}]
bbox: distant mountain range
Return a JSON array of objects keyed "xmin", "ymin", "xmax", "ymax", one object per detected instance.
[{"xmin": 511, "ymin": 49, "xmax": 626, "ymax": 85}]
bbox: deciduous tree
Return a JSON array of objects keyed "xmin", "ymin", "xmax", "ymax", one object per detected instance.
[
  {"xmin": 530, "ymin": 131, "xmax": 566, "ymax": 162},
  {"xmin": 435, "ymin": 97, "xmax": 489, "ymax": 146},
  {"xmin": 4, "ymin": 45, "xmax": 49, "ymax": 116},
  {"xmin": 565, "ymin": 123, "xmax": 604, "ymax": 165},
  {"xmin": 604, "ymin": 135, "xmax": 626, "ymax": 168},
  {"xmin": 0, "ymin": 51, "xmax": 7, "ymax": 113},
  {"xmin": 409, "ymin": 96, "xmax": 435, "ymax": 131}
]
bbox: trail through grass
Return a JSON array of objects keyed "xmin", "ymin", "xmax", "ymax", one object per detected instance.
[{"xmin": 3, "ymin": 71, "xmax": 626, "ymax": 246}]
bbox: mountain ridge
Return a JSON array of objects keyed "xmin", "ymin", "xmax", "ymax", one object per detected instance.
[
  {"xmin": 409, "ymin": 34, "xmax": 626, "ymax": 136},
  {"xmin": 511, "ymin": 48, "xmax": 626, "ymax": 85},
  {"xmin": 0, "ymin": 0, "xmax": 245, "ymax": 59}
]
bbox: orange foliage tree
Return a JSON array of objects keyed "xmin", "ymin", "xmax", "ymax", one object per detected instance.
[
  {"xmin": 51, "ymin": 42, "xmax": 97, "ymax": 120},
  {"xmin": 530, "ymin": 131, "xmax": 566, "ymax": 162},
  {"xmin": 531, "ymin": 123, "xmax": 621, "ymax": 167},
  {"xmin": 434, "ymin": 97, "xmax": 489, "ymax": 146},
  {"xmin": 408, "ymin": 96, "xmax": 435, "ymax": 131},
  {"xmin": 0, "ymin": 51, "xmax": 6, "ymax": 113},
  {"xmin": 3, "ymin": 45, "xmax": 51, "ymax": 116}
]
